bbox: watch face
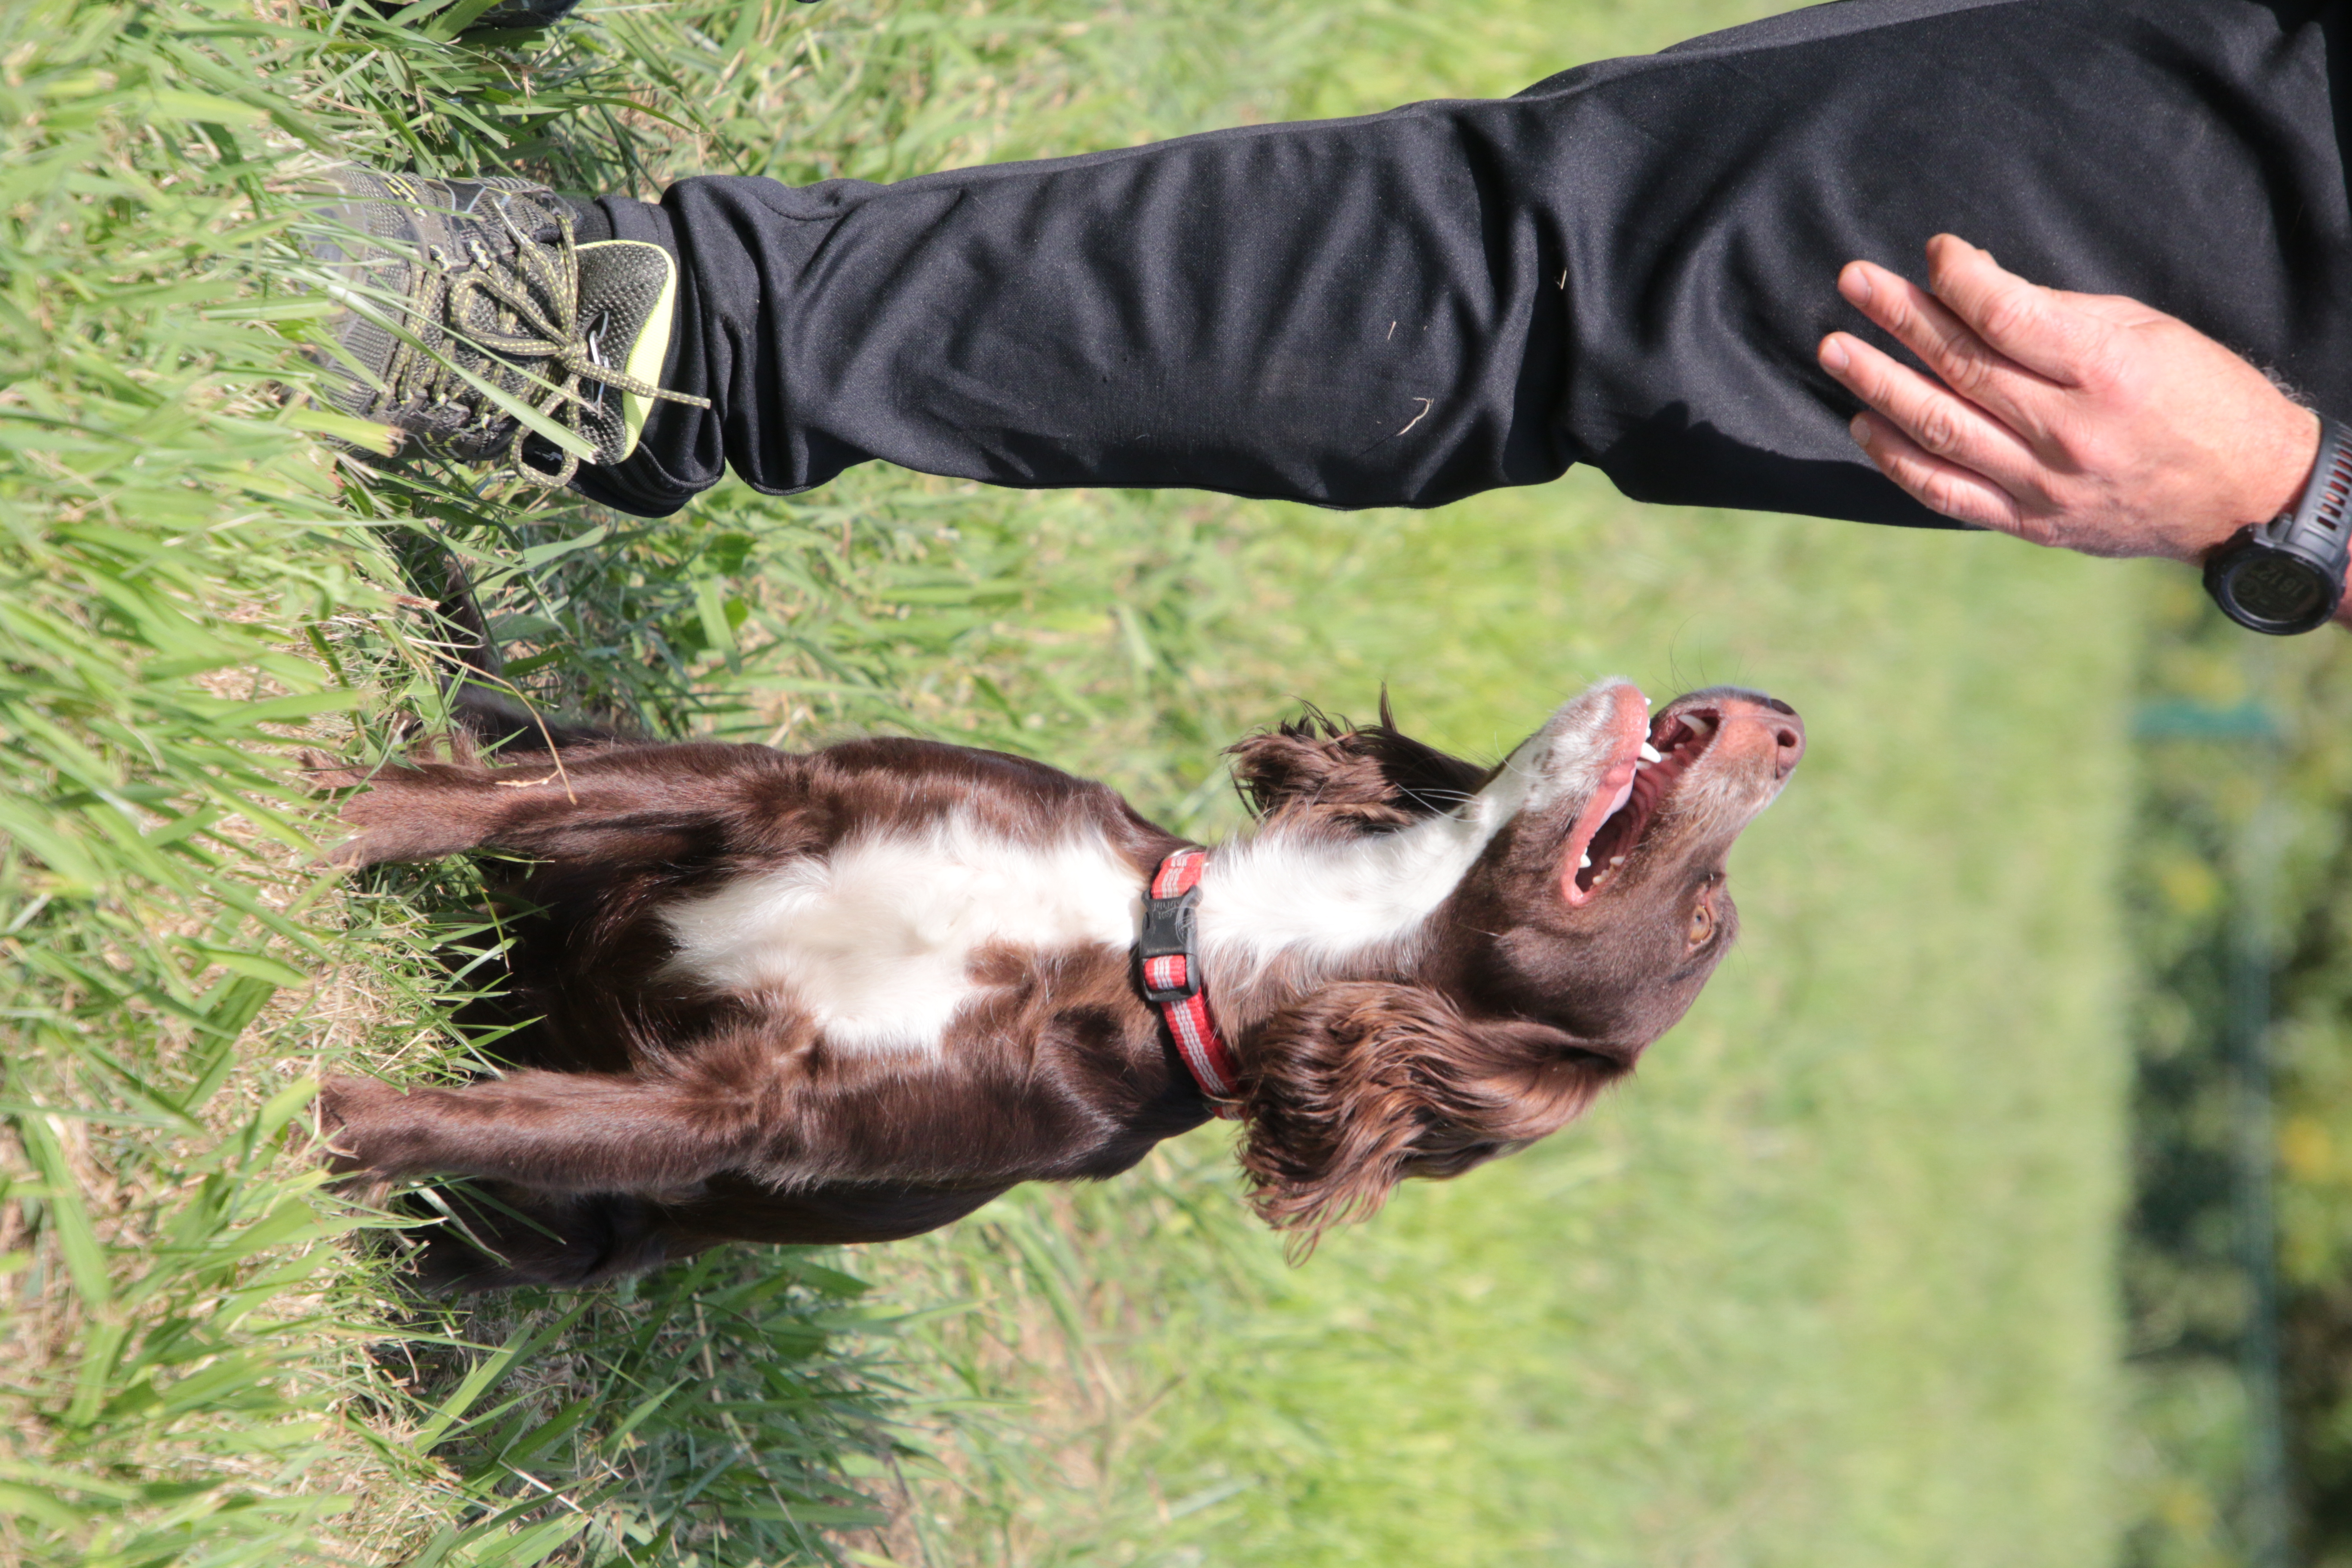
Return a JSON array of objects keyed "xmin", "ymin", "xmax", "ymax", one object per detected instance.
[{"xmin": 2226, "ymin": 551, "xmax": 2331, "ymax": 627}]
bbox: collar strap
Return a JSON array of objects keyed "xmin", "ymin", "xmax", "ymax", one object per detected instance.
[{"xmin": 1140, "ymin": 848, "xmax": 1242, "ymax": 1118}]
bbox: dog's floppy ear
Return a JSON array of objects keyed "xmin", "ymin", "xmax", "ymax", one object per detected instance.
[
  {"xmin": 1234, "ymin": 982, "xmax": 1624, "ymax": 1256},
  {"xmin": 1226, "ymin": 694, "xmax": 1491, "ymax": 835}
]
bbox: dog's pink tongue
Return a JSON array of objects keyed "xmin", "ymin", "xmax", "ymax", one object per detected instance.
[{"xmin": 1561, "ymin": 767, "xmax": 1638, "ymax": 905}]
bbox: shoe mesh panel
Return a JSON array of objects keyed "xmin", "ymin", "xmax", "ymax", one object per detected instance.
[{"xmin": 307, "ymin": 167, "xmax": 698, "ymax": 481}]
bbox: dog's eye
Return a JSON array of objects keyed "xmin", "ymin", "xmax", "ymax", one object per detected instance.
[{"xmin": 1687, "ymin": 903, "xmax": 1715, "ymax": 949}]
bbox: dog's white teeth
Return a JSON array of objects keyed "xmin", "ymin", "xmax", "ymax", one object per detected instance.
[
  {"xmin": 1638, "ymin": 741, "xmax": 1663, "ymax": 764},
  {"xmin": 1579, "ymin": 853, "xmax": 1592, "ymax": 869},
  {"xmin": 1610, "ymin": 855, "xmax": 1624, "ymax": 867}
]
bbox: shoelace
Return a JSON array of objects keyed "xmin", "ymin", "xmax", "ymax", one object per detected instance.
[{"xmin": 377, "ymin": 201, "xmax": 710, "ymax": 488}]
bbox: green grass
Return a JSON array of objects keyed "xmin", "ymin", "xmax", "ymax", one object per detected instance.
[{"xmin": 0, "ymin": 0, "xmax": 2139, "ymax": 1563}]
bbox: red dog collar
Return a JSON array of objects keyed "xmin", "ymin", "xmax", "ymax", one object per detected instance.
[{"xmin": 1140, "ymin": 849, "xmax": 1242, "ymax": 1119}]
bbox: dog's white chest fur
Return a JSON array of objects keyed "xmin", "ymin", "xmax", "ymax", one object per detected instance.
[{"xmin": 658, "ymin": 817, "xmax": 1143, "ymax": 1053}]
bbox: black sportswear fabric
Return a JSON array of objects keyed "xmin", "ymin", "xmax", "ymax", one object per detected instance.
[{"xmin": 571, "ymin": 0, "xmax": 2352, "ymax": 525}]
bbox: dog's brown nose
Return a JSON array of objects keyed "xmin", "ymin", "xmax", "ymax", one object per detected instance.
[{"xmin": 1715, "ymin": 693, "xmax": 1806, "ymax": 779}]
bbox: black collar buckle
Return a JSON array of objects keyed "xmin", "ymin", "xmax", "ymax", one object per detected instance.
[{"xmin": 1137, "ymin": 882, "xmax": 1203, "ymax": 1004}]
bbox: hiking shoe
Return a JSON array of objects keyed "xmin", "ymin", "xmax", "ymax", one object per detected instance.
[{"xmin": 309, "ymin": 167, "xmax": 708, "ymax": 487}]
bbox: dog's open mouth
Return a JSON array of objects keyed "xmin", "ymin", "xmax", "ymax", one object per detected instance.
[{"xmin": 1566, "ymin": 704, "xmax": 1722, "ymax": 901}]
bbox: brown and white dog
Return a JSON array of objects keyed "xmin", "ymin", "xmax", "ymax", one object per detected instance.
[{"xmin": 322, "ymin": 679, "xmax": 1803, "ymax": 1290}]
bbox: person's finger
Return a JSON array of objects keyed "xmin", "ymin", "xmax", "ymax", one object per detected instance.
[
  {"xmin": 1818, "ymin": 331, "xmax": 2048, "ymax": 495},
  {"xmin": 1847, "ymin": 411, "xmax": 2028, "ymax": 535},
  {"xmin": 1920, "ymin": 234, "xmax": 2113, "ymax": 387},
  {"xmin": 1836, "ymin": 260, "xmax": 2064, "ymax": 445},
  {"xmin": 2049, "ymin": 290, "xmax": 2168, "ymax": 330}
]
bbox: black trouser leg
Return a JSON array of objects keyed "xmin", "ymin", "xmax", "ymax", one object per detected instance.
[{"xmin": 576, "ymin": 0, "xmax": 2352, "ymax": 526}]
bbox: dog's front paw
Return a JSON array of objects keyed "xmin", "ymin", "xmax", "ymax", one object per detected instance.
[
  {"xmin": 327, "ymin": 784, "xmax": 418, "ymax": 868},
  {"xmin": 297, "ymin": 750, "xmax": 372, "ymax": 794},
  {"xmin": 316, "ymin": 1074, "xmax": 400, "ymax": 1176},
  {"xmin": 328, "ymin": 766, "xmax": 500, "ymax": 868}
]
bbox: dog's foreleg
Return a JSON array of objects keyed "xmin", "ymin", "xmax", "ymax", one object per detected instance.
[
  {"xmin": 331, "ymin": 743, "xmax": 799, "ymax": 870},
  {"xmin": 320, "ymin": 1067, "xmax": 770, "ymax": 1195}
]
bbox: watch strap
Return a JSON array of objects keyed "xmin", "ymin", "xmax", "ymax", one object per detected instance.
[
  {"xmin": 2260, "ymin": 413, "xmax": 2352, "ymax": 565},
  {"xmin": 2205, "ymin": 413, "xmax": 2352, "ymax": 634}
]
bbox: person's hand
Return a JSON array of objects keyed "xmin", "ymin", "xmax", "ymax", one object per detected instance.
[{"xmin": 1816, "ymin": 234, "xmax": 2321, "ymax": 570}]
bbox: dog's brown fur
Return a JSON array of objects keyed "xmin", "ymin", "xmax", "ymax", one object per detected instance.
[{"xmin": 323, "ymin": 682, "xmax": 1801, "ymax": 1290}]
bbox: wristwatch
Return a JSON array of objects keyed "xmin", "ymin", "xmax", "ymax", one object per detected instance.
[{"xmin": 2203, "ymin": 414, "xmax": 2352, "ymax": 634}]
